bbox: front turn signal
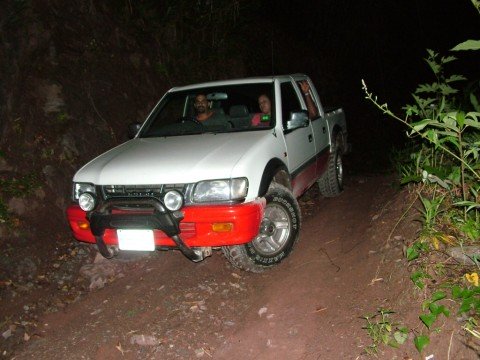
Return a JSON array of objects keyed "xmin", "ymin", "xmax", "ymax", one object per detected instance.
[
  {"xmin": 212, "ymin": 223, "xmax": 233, "ymax": 232},
  {"xmin": 77, "ymin": 221, "xmax": 90, "ymax": 230}
]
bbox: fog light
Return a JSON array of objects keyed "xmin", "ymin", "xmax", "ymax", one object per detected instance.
[
  {"xmin": 212, "ymin": 223, "xmax": 233, "ymax": 232},
  {"xmin": 164, "ymin": 190, "xmax": 183, "ymax": 211},
  {"xmin": 78, "ymin": 192, "xmax": 96, "ymax": 211}
]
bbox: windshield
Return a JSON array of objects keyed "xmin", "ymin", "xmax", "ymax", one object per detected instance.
[{"xmin": 139, "ymin": 83, "xmax": 275, "ymax": 137}]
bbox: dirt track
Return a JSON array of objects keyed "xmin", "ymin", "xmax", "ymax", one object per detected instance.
[{"xmin": 9, "ymin": 175, "xmax": 428, "ymax": 359}]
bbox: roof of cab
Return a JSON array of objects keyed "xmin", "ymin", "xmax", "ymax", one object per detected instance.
[{"xmin": 169, "ymin": 74, "xmax": 309, "ymax": 92}]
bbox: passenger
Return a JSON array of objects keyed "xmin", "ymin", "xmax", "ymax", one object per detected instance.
[
  {"xmin": 299, "ymin": 80, "xmax": 319, "ymax": 119},
  {"xmin": 251, "ymin": 94, "xmax": 272, "ymax": 127}
]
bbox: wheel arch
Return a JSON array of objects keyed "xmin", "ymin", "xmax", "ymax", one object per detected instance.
[
  {"xmin": 257, "ymin": 158, "xmax": 291, "ymax": 197},
  {"xmin": 330, "ymin": 125, "xmax": 345, "ymax": 153}
]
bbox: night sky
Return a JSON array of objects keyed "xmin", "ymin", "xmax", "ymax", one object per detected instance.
[
  {"xmin": 256, "ymin": 0, "xmax": 479, "ymax": 166},
  {"xmin": 263, "ymin": 0, "xmax": 478, "ymax": 102}
]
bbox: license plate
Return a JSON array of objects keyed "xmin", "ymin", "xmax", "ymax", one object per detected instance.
[{"xmin": 117, "ymin": 229, "xmax": 155, "ymax": 251}]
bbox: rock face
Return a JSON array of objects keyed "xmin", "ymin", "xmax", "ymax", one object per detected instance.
[{"xmin": 446, "ymin": 246, "xmax": 480, "ymax": 265}]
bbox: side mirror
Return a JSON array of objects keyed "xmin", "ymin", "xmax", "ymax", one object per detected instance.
[
  {"xmin": 128, "ymin": 123, "xmax": 142, "ymax": 139},
  {"xmin": 286, "ymin": 110, "xmax": 309, "ymax": 130}
]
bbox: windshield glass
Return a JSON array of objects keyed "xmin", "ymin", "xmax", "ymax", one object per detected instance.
[{"xmin": 139, "ymin": 83, "xmax": 275, "ymax": 137}]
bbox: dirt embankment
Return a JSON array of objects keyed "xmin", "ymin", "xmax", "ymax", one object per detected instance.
[{"xmin": 0, "ymin": 3, "xmax": 257, "ymax": 325}]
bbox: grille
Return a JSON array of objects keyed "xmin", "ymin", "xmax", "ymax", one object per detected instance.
[{"xmin": 101, "ymin": 184, "xmax": 186, "ymax": 200}]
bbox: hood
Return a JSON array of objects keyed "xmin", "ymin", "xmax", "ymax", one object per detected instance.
[{"xmin": 74, "ymin": 131, "xmax": 272, "ymax": 185}]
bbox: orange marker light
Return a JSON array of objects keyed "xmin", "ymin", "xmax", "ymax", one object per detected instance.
[
  {"xmin": 77, "ymin": 221, "xmax": 90, "ymax": 230},
  {"xmin": 212, "ymin": 223, "xmax": 233, "ymax": 232}
]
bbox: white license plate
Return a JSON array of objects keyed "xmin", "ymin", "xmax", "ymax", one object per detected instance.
[{"xmin": 117, "ymin": 229, "xmax": 155, "ymax": 251}]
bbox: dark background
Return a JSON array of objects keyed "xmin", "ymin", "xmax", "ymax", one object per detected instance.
[{"xmin": 0, "ymin": 0, "xmax": 478, "ymax": 268}]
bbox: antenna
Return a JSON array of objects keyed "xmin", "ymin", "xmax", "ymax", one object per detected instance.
[{"xmin": 271, "ymin": 34, "xmax": 274, "ymax": 75}]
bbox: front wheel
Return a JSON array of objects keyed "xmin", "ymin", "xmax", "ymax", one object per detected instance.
[{"xmin": 222, "ymin": 183, "xmax": 301, "ymax": 273}]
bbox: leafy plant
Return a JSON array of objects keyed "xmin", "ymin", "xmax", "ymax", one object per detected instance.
[
  {"xmin": 452, "ymin": 282, "xmax": 480, "ymax": 315},
  {"xmin": 0, "ymin": 174, "xmax": 40, "ymax": 197},
  {"xmin": 363, "ymin": 49, "xmax": 480, "ymax": 226},
  {"xmin": 418, "ymin": 193, "xmax": 444, "ymax": 231},
  {"xmin": 413, "ymin": 291, "xmax": 450, "ymax": 353},
  {"xmin": 419, "ymin": 291, "xmax": 450, "ymax": 328},
  {"xmin": 362, "ymin": 2, "xmax": 480, "ymax": 355},
  {"xmin": 0, "ymin": 173, "xmax": 40, "ymax": 227},
  {"xmin": 410, "ymin": 269, "xmax": 430, "ymax": 289},
  {"xmin": 361, "ymin": 309, "xmax": 408, "ymax": 355},
  {"xmin": 414, "ymin": 335, "xmax": 430, "ymax": 353},
  {"xmin": 405, "ymin": 241, "xmax": 429, "ymax": 261}
]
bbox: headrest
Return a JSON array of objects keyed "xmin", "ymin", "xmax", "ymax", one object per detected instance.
[{"xmin": 229, "ymin": 105, "xmax": 249, "ymax": 118}]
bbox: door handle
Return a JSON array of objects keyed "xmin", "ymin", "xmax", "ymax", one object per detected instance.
[
  {"xmin": 323, "ymin": 127, "xmax": 326, "ymax": 134},
  {"xmin": 308, "ymin": 134, "xmax": 313, "ymax": 142}
]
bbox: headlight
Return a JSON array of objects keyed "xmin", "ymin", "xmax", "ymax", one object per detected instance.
[
  {"xmin": 163, "ymin": 190, "xmax": 184, "ymax": 211},
  {"xmin": 193, "ymin": 178, "xmax": 248, "ymax": 203},
  {"xmin": 78, "ymin": 192, "xmax": 96, "ymax": 211},
  {"xmin": 73, "ymin": 183, "xmax": 96, "ymax": 200}
]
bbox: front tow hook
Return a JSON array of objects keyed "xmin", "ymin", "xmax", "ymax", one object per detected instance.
[
  {"xmin": 95, "ymin": 235, "xmax": 116, "ymax": 259},
  {"xmin": 170, "ymin": 235, "xmax": 204, "ymax": 262}
]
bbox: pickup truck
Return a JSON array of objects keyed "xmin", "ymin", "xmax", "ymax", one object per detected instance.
[{"xmin": 66, "ymin": 74, "xmax": 347, "ymax": 272}]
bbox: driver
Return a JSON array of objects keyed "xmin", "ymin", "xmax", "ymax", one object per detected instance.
[{"xmin": 194, "ymin": 94, "xmax": 225, "ymax": 123}]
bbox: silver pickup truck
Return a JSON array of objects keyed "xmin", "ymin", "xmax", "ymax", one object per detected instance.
[{"xmin": 67, "ymin": 74, "xmax": 347, "ymax": 272}]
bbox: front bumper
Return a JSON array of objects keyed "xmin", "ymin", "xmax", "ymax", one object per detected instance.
[{"xmin": 66, "ymin": 198, "xmax": 265, "ymax": 248}]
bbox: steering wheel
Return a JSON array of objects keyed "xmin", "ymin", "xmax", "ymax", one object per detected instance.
[{"xmin": 178, "ymin": 117, "xmax": 204, "ymax": 128}]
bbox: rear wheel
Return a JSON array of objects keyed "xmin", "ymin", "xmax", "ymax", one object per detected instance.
[
  {"xmin": 222, "ymin": 183, "xmax": 300, "ymax": 273},
  {"xmin": 318, "ymin": 134, "xmax": 344, "ymax": 197}
]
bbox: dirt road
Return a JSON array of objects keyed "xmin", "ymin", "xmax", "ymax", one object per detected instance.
[{"xmin": 11, "ymin": 175, "xmax": 420, "ymax": 359}]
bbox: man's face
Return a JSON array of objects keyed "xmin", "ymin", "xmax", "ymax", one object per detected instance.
[{"xmin": 194, "ymin": 95, "xmax": 208, "ymax": 114}]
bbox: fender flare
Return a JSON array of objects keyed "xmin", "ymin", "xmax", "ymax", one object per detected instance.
[
  {"xmin": 257, "ymin": 158, "xmax": 290, "ymax": 197},
  {"xmin": 330, "ymin": 125, "xmax": 344, "ymax": 153}
]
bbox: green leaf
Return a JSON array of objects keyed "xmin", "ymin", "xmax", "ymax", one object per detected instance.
[
  {"xmin": 454, "ymin": 201, "xmax": 480, "ymax": 213},
  {"xmin": 464, "ymin": 118, "xmax": 480, "ymax": 129},
  {"xmin": 452, "ymin": 285, "xmax": 463, "ymax": 298},
  {"xmin": 412, "ymin": 119, "xmax": 435, "ymax": 132},
  {"xmin": 410, "ymin": 271, "xmax": 426, "ymax": 289},
  {"xmin": 394, "ymin": 330, "xmax": 408, "ymax": 345},
  {"xmin": 445, "ymin": 74, "xmax": 467, "ymax": 83},
  {"xmin": 414, "ymin": 335, "xmax": 430, "ymax": 353},
  {"xmin": 429, "ymin": 303, "xmax": 450, "ymax": 317},
  {"xmin": 429, "ymin": 302, "xmax": 441, "ymax": 315},
  {"xmin": 420, "ymin": 313, "xmax": 437, "ymax": 329},
  {"xmin": 459, "ymin": 297, "xmax": 475, "ymax": 313},
  {"xmin": 431, "ymin": 291, "xmax": 447, "ymax": 302},
  {"xmin": 442, "ymin": 55, "xmax": 457, "ymax": 64},
  {"xmin": 451, "ymin": 40, "xmax": 480, "ymax": 51},
  {"xmin": 456, "ymin": 111, "xmax": 465, "ymax": 128},
  {"xmin": 406, "ymin": 246, "xmax": 419, "ymax": 261}
]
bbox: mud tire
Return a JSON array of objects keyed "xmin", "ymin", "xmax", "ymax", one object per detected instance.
[
  {"xmin": 318, "ymin": 134, "xmax": 344, "ymax": 197},
  {"xmin": 222, "ymin": 183, "xmax": 301, "ymax": 273}
]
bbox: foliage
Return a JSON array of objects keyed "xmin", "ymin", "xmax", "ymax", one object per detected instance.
[
  {"xmin": 419, "ymin": 291, "xmax": 450, "ymax": 329},
  {"xmin": 362, "ymin": 3, "xmax": 480, "ymax": 353},
  {"xmin": 0, "ymin": 173, "xmax": 40, "ymax": 226},
  {"xmin": 452, "ymin": 281, "xmax": 480, "ymax": 315},
  {"xmin": 361, "ymin": 309, "xmax": 408, "ymax": 355},
  {"xmin": 0, "ymin": 173, "xmax": 39, "ymax": 197},
  {"xmin": 410, "ymin": 269, "xmax": 430, "ymax": 289}
]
